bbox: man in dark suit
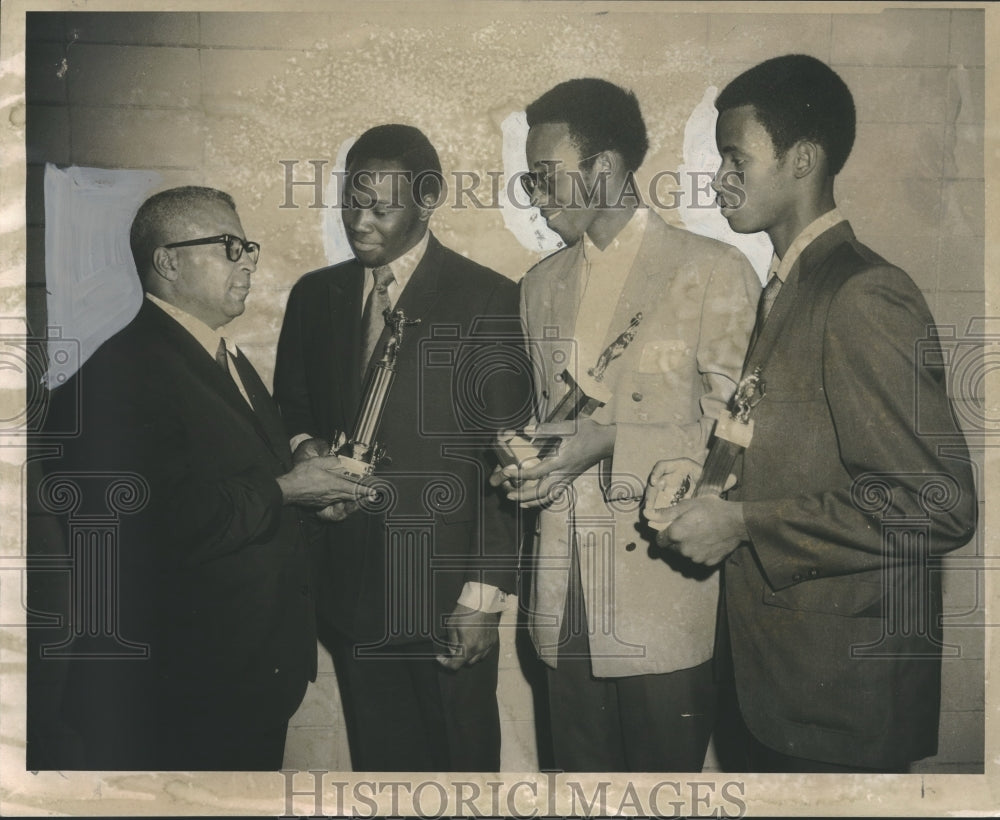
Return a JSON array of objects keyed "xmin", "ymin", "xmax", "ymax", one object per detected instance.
[
  {"xmin": 43, "ymin": 186, "xmax": 363, "ymax": 770},
  {"xmin": 274, "ymin": 124, "xmax": 529, "ymax": 771},
  {"xmin": 649, "ymin": 55, "xmax": 977, "ymax": 772}
]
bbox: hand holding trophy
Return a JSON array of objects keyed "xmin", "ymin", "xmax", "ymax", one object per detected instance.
[
  {"xmin": 306, "ymin": 308, "xmax": 419, "ymax": 519},
  {"xmin": 493, "ymin": 313, "xmax": 642, "ymax": 504},
  {"xmin": 643, "ymin": 367, "xmax": 764, "ymax": 537},
  {"xmin": 332, "ymin": 307, "xmax": 420, "ymax": 478}
]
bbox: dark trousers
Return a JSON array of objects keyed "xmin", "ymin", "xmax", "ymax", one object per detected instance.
[
  {"xmin": 326, "ymin": 628, "xmax": 501, "ymax": 772},
  {"xmin": 74, "ymin": 719, "xmax": 288, "ymax": 771},
  {"xmin": 545, "ymin": 553, "xmax": 717, "ymax": 772}
]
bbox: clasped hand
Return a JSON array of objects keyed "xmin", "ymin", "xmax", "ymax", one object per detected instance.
[
  {"xmin": 435, "ymin": 603, "xmax": 501, "ymax": 671},
  {"xmin": 288, "ymin": 436, "xmax": 373, "ymax": 522},
  {"xmin": 489, "ymin": 419, "xmax": 616, "ymax": 509},
  {"xmin": 642, "ymin": 457, "xmax": 746, "ymax": 566}
]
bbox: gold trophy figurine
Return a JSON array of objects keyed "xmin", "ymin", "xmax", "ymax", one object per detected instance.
[
  {"xmin": 494, "ymin": 312, "xmax": 643, "ymax": 474},
  {"xmin": 332, "ymin": 308, "xmax": 420, "ymax": 482}
]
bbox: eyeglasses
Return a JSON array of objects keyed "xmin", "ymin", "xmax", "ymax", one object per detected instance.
[
  {"xmin": 162, "ymin": 234, "xmax": 261, "ymax": 264},
  {"xmin": 518, "ymin": 151, "xmax": 605, "ymax": 197}
]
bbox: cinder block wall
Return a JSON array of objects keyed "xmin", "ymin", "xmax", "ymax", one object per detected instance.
[{"xmin": 24, "ymin": 7, "xmax": 985, "ymax": 773}]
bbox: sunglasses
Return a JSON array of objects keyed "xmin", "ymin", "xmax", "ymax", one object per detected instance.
[
  {"xmin": 518, "ymin": 151, "xmax": 606, "ymax": 197},
  {"xmin": 162, "ymin": 234, "xmax": 261, "ymax": 264}
]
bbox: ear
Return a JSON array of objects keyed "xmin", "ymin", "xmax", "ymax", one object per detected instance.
[
  {"xmin": 791, "ymin": 140, "xmax": 823, "ymax": 179},
  {"xmin": 151, "ymin": 246, "xmax": 180, "ymax": 282},
  {"xmin": 591, "ymin": 149, "xmax": 615, "ymax": 177},
  {"xmin": 418, "ymin": 193, "xmax": 437, "ymax": 222}
]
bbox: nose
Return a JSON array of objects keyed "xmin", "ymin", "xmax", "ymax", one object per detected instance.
[
  {"xmin": 710, "ymin": 163, "xmax": 724, "ymax": 194},
  {"xmin": 240, "ymin": 249, "xmax": 257, "ymax": 274},
  {"xmin": 344, "ymin": 206, "xmax": 372, "ymax": 234}
]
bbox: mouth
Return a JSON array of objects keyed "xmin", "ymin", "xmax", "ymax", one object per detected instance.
[
  {"xmin": 716, "ymin": 196, "xmax": 737, "ymax": 214},
  {"xmin": 347, "ymin": 233, "xmax": 379, "ymax": 249}
]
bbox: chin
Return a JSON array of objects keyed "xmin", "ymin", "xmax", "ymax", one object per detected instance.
[
  {"xmin": 722, "ymin": 214, "xmax": 758, "ymax": 235},
  {"xmin": 348, "ymin": 243, "xmax": 383, "ymax": 266}
]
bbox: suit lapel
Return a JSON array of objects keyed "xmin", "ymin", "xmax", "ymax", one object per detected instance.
[
  {"xmin": 741, "ymin": 262, "xmax": 800, "ymax": 375},
  {"xmin": 140, "ymin": 301, "xmax": 285, "ymax": 458},
  {"xmin": 389, "ymin": 233, "xmax": 445, "ymax": 328},
  {"xmin": 232, "ymin": 349, "xmax": 293, "ymax": 469},
  {"xmin": 742, "ymin": 220, "xmax": 855, "ymax": 377},
  {"xmin": 330, "ymin": 263, "xmax": 365, "ymax": 425},
  {"xmin": 360, "ymin": 233, "xmax": 446, "ymax": 378},
  {"xmin": 598, "ymin": 210, "xmax": 664, "ymax": 356},
  {"xmin": 546, "ymin": 242, "xmax": 585, "ymax": 341}
]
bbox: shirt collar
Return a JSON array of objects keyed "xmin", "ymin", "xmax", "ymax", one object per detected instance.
[
  {"xmin": 582, "ymin": 207, "xmax": 648, "ymax": 260},
  {"xmin": 145, "ymin": 292, "xmax": 235, "ymax": 358},
  {"xmin": 366, "ymin": 229, "xmax": 430, "ymax": 291},
  {"xmin": 769, "ymin": 207, "xmax": 846, "ymax": 283}
]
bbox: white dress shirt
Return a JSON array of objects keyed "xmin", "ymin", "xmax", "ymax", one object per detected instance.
[{"xmin": 145, "ymin": 292, "xmax": 252, "ymax": 406}]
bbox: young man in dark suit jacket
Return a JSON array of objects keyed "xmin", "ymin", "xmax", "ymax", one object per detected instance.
[
  {"xmin": 274, "ymin": 124, "xmax": 530, "ymax": 771},
  {"xmin": 648, "ymin": 55, "xmax": 977, "ymax": 772},
  {"xmin": 41, "ymin": 186, "xmax": 362, "ymax": 770}
]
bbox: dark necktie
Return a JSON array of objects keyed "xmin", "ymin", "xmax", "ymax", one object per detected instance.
[
  {"xmin": 217, "ymin": 336, "xmax": 252, "ymax": 408},
  {"xmin": 215, "ymin": 337, "xmax": 231, "ymax": 374},
  {"xmin": 360, "ymin": 265, "xmax": 395, "ymax": 377}
]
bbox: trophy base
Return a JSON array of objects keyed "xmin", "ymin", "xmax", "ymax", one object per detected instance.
[
  {"xmin": 494, "ymin": 433, "xmax": 542, "ymax": 469},
  {"xmin": 338, "ymin": 454, "xmax": 376, "ymax": 484},
  {"xmin": 643, "ymin": 473, "xmax": 694, "ymax": 531},
  {"xmin": 714, "ymin": 415, "xmax": 754, "ymax": 448}
]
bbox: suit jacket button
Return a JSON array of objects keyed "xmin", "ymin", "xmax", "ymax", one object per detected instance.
[
  {"xmin": 625, "ymin": 541, "xmax": 637, "ymax": 551},
  {"xmin": 809, "ymin": 569, "xmax": 818, "ymax": 577},
  {"xmin": 632, "ymin": 392, "xmax": 643, "ymax": 402},
  {"xmin": 792, "ymin": 574, "xmax": 802, "ymax": 582},
  {"xmin": 554, "ymin": 373, "xmax": 563, "ymax": 382}
]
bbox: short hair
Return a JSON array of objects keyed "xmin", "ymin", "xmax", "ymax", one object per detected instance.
[
  {"xmin": 525, "ymin": 78, "xmax": 649, "ymax": 173},
  {"xmin": 715, "ymin": 54, "xmax": 856, "ymax": 176},
  {"xmin": 130, "ymin": 186, "xmax": 236, "ymax": 280},
  {"xmin": 345, "ymin": 123, "xmax": 443, "ymax": 202}
]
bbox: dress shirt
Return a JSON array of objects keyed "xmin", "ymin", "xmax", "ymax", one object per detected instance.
[
  {"xmin": 292, "ymin": 229, "xmax": 508, "ymax": 615},
  {"xmin": 359, "ymin": 229, "xmax": 429, "ymax": 314},
  {"xmin": 767, "ymin": 207, "xmax": 846, "ymax": 284},
  {"xmin": 289, "ymin": 231, "xmax": 431, "ymax": 454},
  {"xmin": 145, "ymin": 293, "xmax": 251, "ymax": 406},
  {"xmin": 574, "ymin": 207, "xmax": 648, "ymax": 374}
]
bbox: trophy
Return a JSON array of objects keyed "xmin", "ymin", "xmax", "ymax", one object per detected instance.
[
  {"xmin": 646, "ymin": 367, "xmax": 765, "ymax": 522},
  {"xmin": 495, "ymin": 312, "xmax": 643, "ymax": 474},
  {"xmin": 332, "ymin": 308, "xmax": 420, "ymax": 481}
]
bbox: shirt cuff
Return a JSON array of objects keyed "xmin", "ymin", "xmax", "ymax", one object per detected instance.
[
  {"xmin": 290, "ymin": 433, "xmax": 313, "ymax": 452},
  {"xmin": 457, "ymin": 581, "xmax": 509, "ymax": 613}
]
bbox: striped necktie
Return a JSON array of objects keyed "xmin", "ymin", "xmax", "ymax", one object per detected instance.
[
  {"xmin": 360, "ymin": 264, "xmax": 395, "ymax": 377},
  {"xmin": 757, "ymin": 273, "xmax": 783, "ymax": 327}
]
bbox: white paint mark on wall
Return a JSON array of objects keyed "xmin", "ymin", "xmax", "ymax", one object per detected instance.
[
  {"xmin": 500, "ymin": 111, "xmax": 562, "ymax": 256},
  {"xmin": 321, "ymin": 137, "xmax": 356, "ymax": 267},
  {"xmin": 43, "ymin": 164, "xmax": 160, "ymax": 384},
  {"xmin": 677, "ymin": 86, "xmax": 772, "ymax": 284}
]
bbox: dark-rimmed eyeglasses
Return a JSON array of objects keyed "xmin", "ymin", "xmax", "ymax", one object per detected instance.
[
  {"xmin": 518, "ymin": 151, "xmax": 605, "ymax": 197},
  {"xmin": 162, "ymin": 234, "xmax": 261, "ymax": 264}
]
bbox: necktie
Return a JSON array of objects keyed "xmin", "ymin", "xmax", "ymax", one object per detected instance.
[
  {"xmin": 756, "ymin": 273, "xmax": 783, "ymax": 327},
  {"xmin": 215, "ymin": 337, "xmax": 231, "ymax": 374},
  {"xmin": 360, "ymin": 265, "xmax": 395, "ymax": 377}
]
